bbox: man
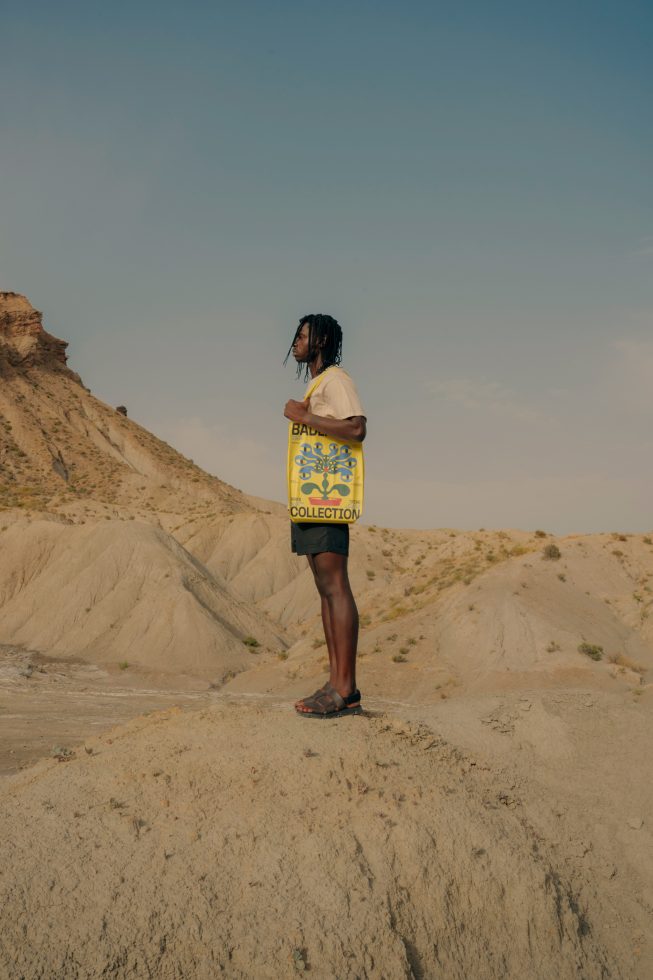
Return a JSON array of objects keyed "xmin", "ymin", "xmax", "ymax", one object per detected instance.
[{"xmin": 284, "ymin": 314, "xmax": 367, "ymax": 718}]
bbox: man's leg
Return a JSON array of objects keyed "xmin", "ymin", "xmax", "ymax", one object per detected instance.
[
  {"xmin": 296, "ymin": 551, "xmax": 359, "ymax": 712},
  {"xmin": 294, "ymin": 554, "xmax": 336, "ymax": 709},
  {"xmin": 309, "ymin": 553, "xmax": 336, "ymax": 670}
]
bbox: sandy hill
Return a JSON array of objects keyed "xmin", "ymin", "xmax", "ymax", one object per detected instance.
[
  {"xmin": 0, "ymin": 292, "xmax": 288, "ymax": 681},
  {"xmin": 2, "ymin": 292, "xmax": 652, "ymax": 697},
  {"xmin": 0, "ymin": 291, "xmax": 246, "ymax": 516},
  {"xmin": 0, "ymin": 700, "xmax": 649, "ymax": 979},
  {"xmin": 1, "ymin": 293, "xmax": 652, "ymax": 978}
]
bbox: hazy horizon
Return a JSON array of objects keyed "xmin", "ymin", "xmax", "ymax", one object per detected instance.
[{"xmin": 2, "ymin": 1, "xmax": 651, "ymax": 534}]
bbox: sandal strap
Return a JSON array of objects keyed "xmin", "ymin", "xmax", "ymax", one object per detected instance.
[{"xmin": 323, "ymin": 685, "xmax": 346, "ymax": 710}]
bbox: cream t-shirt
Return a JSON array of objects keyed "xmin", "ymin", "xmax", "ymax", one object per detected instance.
[{"xmin": 306, "ymin": 367, "xmax": 365, "ymax": 421}]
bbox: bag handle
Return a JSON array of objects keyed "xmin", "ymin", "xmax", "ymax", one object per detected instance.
[{"xmin": 304, "ymin": 365, "xmax": 336, "ymax": 402}]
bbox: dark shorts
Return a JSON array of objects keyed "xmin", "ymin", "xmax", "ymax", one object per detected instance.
[{"xmin": 290, "ymin": 521, "xmax": 350, "ymax": 557}]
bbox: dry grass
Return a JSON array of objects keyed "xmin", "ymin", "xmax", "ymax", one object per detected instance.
[{"xmin": 608, "ymin": 653, "xmax": 646, "ymax": 674}]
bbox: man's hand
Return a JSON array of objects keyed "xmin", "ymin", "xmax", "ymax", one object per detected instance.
[{"xmin": 284, "ymin": 398, "xmax": 311, "ymax": 423}]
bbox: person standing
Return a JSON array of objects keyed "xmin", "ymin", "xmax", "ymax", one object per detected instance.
[{"xmin": 284, "ymin": 314, "xmax": 367, "ymax": 718}]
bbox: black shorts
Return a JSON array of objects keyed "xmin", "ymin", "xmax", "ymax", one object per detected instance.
[{"xmin": 290, "ymin": 521, "xmax": 350, "ymax": 557}]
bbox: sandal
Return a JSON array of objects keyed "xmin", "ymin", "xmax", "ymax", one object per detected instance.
[
  {"xmin": 294, "ymin": 681, "xmax": 334, "ymax": 710},
  {"xmin": 295, "ymin": 684, "xmax": 362, "ymax": 719}
]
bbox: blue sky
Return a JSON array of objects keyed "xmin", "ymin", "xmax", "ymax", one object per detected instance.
[{"xmin": 2, "ymin": 1, "xmax": 652, "ymax": 531}]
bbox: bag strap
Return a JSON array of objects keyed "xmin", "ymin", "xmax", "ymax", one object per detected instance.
[{"xmin": 304, "ymin": 365, "xmax": 337, "ymax": 402}]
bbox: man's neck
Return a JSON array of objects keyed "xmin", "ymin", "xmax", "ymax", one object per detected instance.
[{"xmin": 309, "ymin": 356, "xmax": 324, "ymax": 379}]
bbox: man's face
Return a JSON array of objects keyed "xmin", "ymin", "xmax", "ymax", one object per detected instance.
[{"xmin": 292, "ymin": 322, "xmax": 311, "ymax": 363}]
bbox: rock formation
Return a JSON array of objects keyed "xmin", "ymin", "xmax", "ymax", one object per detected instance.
[{"xmin": 0, "ymin": 292, "xmax": 79, "ymax": 379}]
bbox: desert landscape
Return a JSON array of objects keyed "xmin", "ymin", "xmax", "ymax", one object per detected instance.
[{"xmin": 1, "ymin": 292, "xmax": 651, "ymax": 978}]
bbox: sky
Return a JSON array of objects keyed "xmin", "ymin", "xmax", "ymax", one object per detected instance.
[{"xmin": 1, "ymin": 0, "xmax": 652, "ymax": 533}]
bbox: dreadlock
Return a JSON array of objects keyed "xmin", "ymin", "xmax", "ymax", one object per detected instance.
[{"xmin": 284, "ymin": 314, "xmax": 343, "ymax": 382}]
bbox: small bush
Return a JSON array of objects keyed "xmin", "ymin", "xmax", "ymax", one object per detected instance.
[
  {"xmin": 392, "ymin": 654, "xmax": 407, "ymax": 663},
  {"xmin": 534, "ymin": 529, "xmax": 547, "ymax": 538},
  {"xmin": 242, "ymin": 636, "xmax": 260, "ymax": 648},
  {"xmin": 542, "ymin": 544, "xmax": 561, "ymax": 561},
  {"xmin": 366, "ymin": 569, "xmax": 376, "ymax": 580},
  {"xmin": 382, "ymin": 606, "xmax": 409, "ymax": 622},
  {"xmin": 118, "ymin": 661, "xmax": 129, "ymax": 670},
  {"xmin": 277, "ymin": 651, "xmax": 288, "ymax": 661},
  {"xmin": 608, "ymin": 653, "xmax": 645, "ymax": 674},
  {"xmin": 578, "ymin": 642, "xmax": 603, "ymax": 661},
  {"xmin": 546, "ymin": 641, "xmax": 561, "ymax": 653},
  {"xmin": 643, "ymin": 537, "xmax": 652, "ymax": 546}
]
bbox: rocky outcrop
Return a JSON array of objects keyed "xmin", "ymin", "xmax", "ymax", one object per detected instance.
[{"xmin": 0, "ymin": 292, "xmax": 80, "ymax": 380}]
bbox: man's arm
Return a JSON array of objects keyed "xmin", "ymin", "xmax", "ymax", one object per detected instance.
[{"xmin": 284, "ymin": 399, "xmax": 367, "ymax": 443}]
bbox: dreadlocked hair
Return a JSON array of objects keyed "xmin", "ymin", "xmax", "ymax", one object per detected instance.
[{"xmin": 284, "ymin": 313, "xmax": 343, "ymax": 381}]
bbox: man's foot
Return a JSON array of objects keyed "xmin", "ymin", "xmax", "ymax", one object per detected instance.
[
  {"xmin": 294, "ymin": 681, "xmax": 330, "ymax": 711},
  {"xmin": 295, "ymin": 682, "xmax": 360, "ymax": 712},
  {"xmin": 295, "ymin": 684, "xmax": 362, "ymax": 718}
]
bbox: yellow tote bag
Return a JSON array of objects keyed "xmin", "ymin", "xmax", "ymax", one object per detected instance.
[{"xmin": 287, "ymin": 368, "xmax": 364, "ymax": 524}]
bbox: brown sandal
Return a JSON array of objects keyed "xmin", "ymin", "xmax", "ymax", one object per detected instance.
[{"xmin": 295, "ymin": 684, "xmax": 362, "ymax": 719}]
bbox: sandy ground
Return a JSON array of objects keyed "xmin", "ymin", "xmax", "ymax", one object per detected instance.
[
  {"xmin": 0, "ymin": 679, "xmax": 651, "ymax": 979},
  {"xmin": 0, "ymin": 647, "xmax": 208, "ymax": 777}
]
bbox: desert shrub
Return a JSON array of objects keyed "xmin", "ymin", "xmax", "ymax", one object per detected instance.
[
  {"xmin": 542, "ymin": 544, "xmax": 561, "ymax": 561},
  {"xmin": 382, "ymin": 605, "xmax": 409, "ymax": 622},
  {"xmin": 366, "ymin": 569, "xmax": 376, "ymax": 580},
  {"xmin": 392, "ymin": 654, "xmax": 407, "ymax": 663},
  {"xmin": 534, "ymin": 529, "xmax": 547, "ymax": 538},
  {"xmin": 242, "ymin": 636, "xmax": 260, "ymax": 648},
  {"xmin": 578, "ymin": 642, "xmax": 603, "ymax": 661},
  {"xmin": 546, "ymin": 641, "xmax": 561, "ymax": 652},
  {"xmin": 608, "ymin": 653, "xmax": 645, "ymax": 673}
]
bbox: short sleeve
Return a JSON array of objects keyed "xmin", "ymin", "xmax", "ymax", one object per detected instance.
[{"xmin": 307, "ymin": 368, "xmax": 365, "ymax": 420}]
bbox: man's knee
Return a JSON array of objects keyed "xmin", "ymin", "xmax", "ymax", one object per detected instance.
[{"xmin": 316, "ymin": 572, "xmax": 349, "ymax": 600}]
